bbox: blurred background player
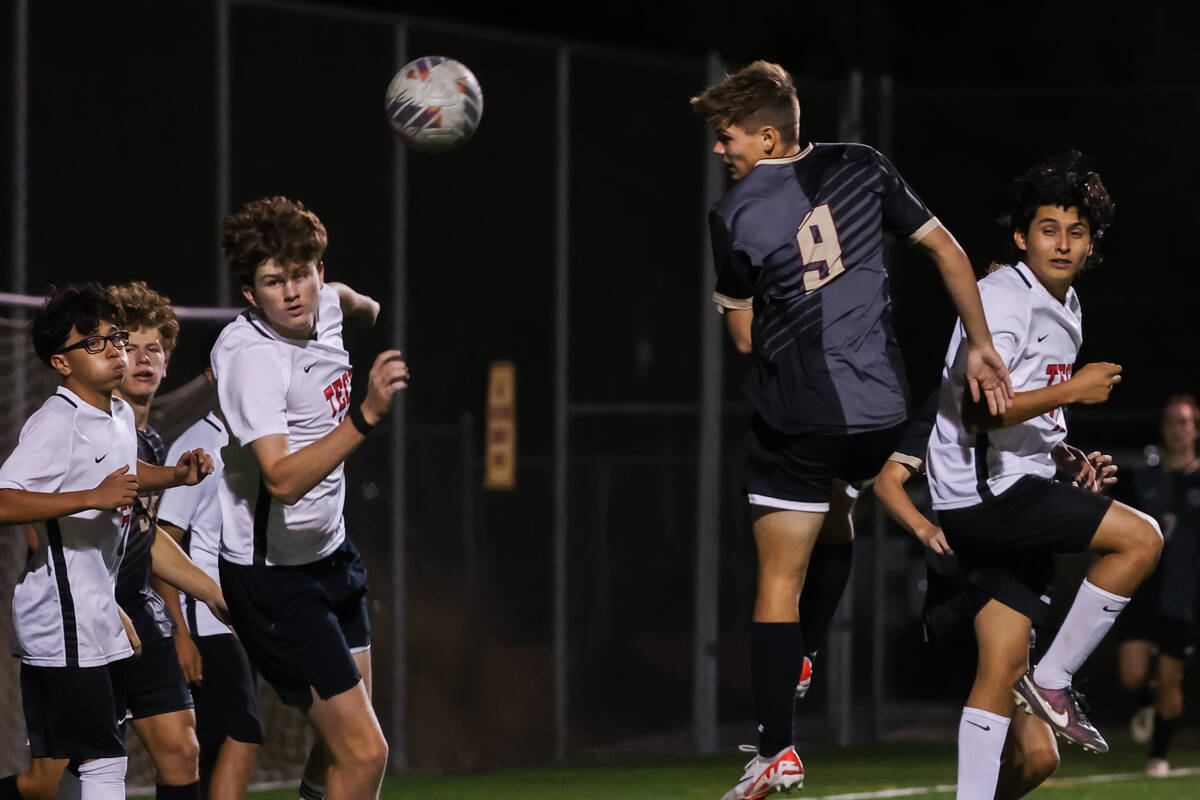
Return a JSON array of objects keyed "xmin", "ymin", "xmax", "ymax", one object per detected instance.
[
  {"xmin": 213, "ymin": 196, "xmax": 406, "ymax": 800},
  {"xmin": 924, "ymin": 151, "xmax": 1161, "ymax": 800},
  {"xmin": 159, "ymin": 324, "xmax": 262, "ymax": 800},
  {"xmin": 689, "ymin": 59, "xmax": 1013, "ymax": 800},
  {"xmin": 1113, "ymin": 393, "xmax": 1200, "ymax": 778}
]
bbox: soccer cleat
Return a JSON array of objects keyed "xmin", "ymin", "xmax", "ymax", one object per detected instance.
[
  {"xmin": 795, "ymin": 656, "xmax": 813, "ymax": 699},
  {"xmin": 1130, "ymin": 705, "xmax": 1155, "ymax": 745},
  {"xmin": 1013, "ymin": 671, "xmax": 1109, "ymax": 754},
  {"xmin": 1145, "ymin": 758, "xmax": 1171, "ymax": 778},
  {"xmin": 721, "ymin": 744, "xmax": 805, "ymax": 800}
]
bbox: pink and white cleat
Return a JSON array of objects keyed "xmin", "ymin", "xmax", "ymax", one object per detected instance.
[{"xmin": 795, "ymin": 656, "xmax": 814, "ymax": 699}]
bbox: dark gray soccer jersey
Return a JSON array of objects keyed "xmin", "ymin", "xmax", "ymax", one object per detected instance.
[{"xmin": 709, "ymin": 142, "xmax": 939, "ymax": 434}]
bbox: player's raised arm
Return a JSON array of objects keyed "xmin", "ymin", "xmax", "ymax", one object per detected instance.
[
  {"xmin": 327, "ymin": 280, "xmax": 381, "ymax": 327},
  {"xmin": 0, "ymin": 466, "xmax": 138, "ymax": 524},
  {"xmin": 252, "ymin": 349, "xmax": 408, "ymax": 506},
  {"xmin": 915, "ymin": 226, "xmax": 1014, "ymax": 415}
]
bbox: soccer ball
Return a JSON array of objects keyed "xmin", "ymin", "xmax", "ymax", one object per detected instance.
[{"xmin": 385, "ymin": 56, "xmax": 483, "ymax": 154}]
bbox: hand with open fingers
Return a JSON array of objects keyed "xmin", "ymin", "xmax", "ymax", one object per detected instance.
[
  {"xmin": 1052, "ymin": 442, "xmax": 1097, "ymax": 490},
  {"xmin": 1086, "ymin": 451, "xmax": 1118, "ymax": 493},
  {"xmin": 916, "ymin": 523, "xmax": 954, "ymax": 555},
  {"xmin": 361, "ymin": 349, "xmax": 410, "ymax": 425},
  {"xmin": 1069, "ymin": 362, "xmax": 1123, "ymax": 404},
  {"xmin": 174, "ymin": 632, "xmax": 203, "ymax": 685},
  {"xmin": 90, "ymin": 465, "xmax": 138, "ymax": 510},
  {"xmin": 175, "ymin": 448, "xmax": 214, "ymax": 486},
  {"xmin": 966, "ymin": 343, "xmax": 1014, "ymax": 416}
]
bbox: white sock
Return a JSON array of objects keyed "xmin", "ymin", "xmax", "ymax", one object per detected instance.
[
  {"xmin": 955, "ymin": 707, "xmax": 1010, "ymax": 800},
  {"xmin": 299, "ymin": 779, "xmax": 325, "ymax": 800},
  {"xmin": 76, "ymin": 758, "xmax": 126, "ymax": 800},
  {"xmin": 1035, "ymin": 579, "xmax": 1128, "ymax": 689}
]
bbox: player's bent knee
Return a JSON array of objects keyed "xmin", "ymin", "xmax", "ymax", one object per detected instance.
[{"xmin": 1025, "ymin": 746, "xmax": 1060, "ymax": 782}]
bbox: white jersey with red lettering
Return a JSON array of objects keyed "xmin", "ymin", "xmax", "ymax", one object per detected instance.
[
  {"xmin": 158, "ymin": 412, "xmax": 229, "ymax": 636},
  {"xmin": 0, "ymin": 388, "xmax": 137, "ymax": 667},
  {"xmin": 927, "ymin": 261, "xmax": 1082, "ymax": 510},
  {"xmin": 211, "ymin": 284, "xmax": 354, "ymax": 566}
]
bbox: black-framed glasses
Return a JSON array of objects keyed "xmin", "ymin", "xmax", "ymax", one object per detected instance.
[{"xmin": 55, "ymin": 330, "xmax": 131, "ymax": 355}]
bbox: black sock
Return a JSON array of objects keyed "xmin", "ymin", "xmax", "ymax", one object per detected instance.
[
  {"xmin": 750, "ymin": 622, "xmax": 804, "ymax": 757},
  {"xmin": 1150, "ymin": 713, "xmax": 1177, "ymax": 760},
  {"xmin": 157, "ymin": 782, "xmax": 200, "ymax": 800},
  {"xmin": 798, "ymin": 541, "xmax": 853, "ymax": 659},
  {"xmin": 0, "ymin": 775, "xmax": 22, "ymax": 800}
]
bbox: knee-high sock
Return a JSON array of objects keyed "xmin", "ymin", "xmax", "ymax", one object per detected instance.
[
  {"xmin": 299, "ymin": 779, "xmax": 325, "ymax": 800},
  {"xmin": 1035, "ymin": 580, "xmax": 1128, "ymax": 690},
  {"xmin": 955, "ymin": 707, "xmax": 1010, "ymax": 800},
  {"xmin": 1150, "ymin": 713, "xmax": 1178, "ymax": 760},
  {"xmin": 798, "ymin": 541, "xmax": 853, "ymax": 658},
  {"xmin": 76, "ymin": 758, "xmax": 126, "ymax": 800},
  {"xmin": 750, "ymin": 622, "xmax": 804, "ymax": 757}
]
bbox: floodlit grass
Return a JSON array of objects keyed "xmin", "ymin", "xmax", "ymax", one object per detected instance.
[{"xmin": 222, "ymin": 737, "xmax": 1200, "ymax": 800}]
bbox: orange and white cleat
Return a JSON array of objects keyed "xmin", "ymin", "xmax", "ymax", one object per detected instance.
[
  {"xmin": 721, "ymin": 744, "xmax": 805, "ymax": 800},
  {"xmin": 795, "ymin": 656, "xmax": 813, "ymax": 699}
]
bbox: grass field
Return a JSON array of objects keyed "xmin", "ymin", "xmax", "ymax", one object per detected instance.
[{"xmin": 233, "ymin": 736, "xmax": 1200, "ymax": 800}]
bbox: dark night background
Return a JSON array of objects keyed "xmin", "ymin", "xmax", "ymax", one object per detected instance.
[{"xmin": 2, "ymin": 0, "xmax": 1200, "ymax": 776}]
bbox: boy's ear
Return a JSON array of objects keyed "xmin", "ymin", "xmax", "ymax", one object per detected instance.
[
  {"xmin": 49, "ymin": 353, "xmax": 71, "ymax": 379},
  {"xmin": 1012, "ymin": 229, "xmax": 1028, "ymax": 252}
]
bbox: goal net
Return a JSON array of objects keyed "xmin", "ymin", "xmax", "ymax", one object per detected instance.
[{"xmin": 0, "ymin": 294, "xmax": 315, "ymax": 792}]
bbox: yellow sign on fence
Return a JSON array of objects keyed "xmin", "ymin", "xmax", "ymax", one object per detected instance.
[{"xmin": 485, "ymin": 361, "xmax": 516, "ymax": 490}]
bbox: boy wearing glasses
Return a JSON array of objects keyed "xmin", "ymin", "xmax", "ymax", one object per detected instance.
[{"xmin": 0, "ymin": 284, "xmax": 212, "ymax": 800}]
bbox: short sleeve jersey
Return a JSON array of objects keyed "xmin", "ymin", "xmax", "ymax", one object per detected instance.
[
  {"xmin": 115, "ymin": 424, "xmax": 174, "ymax": 643},
  {"xmin": 158, "ymin": 412, "xmax": 228, "ymax": 636},
  {"xmin": 708, "ymin": 142, "xmax": 939, "ymax": 434},
  {"xmin": 927, "ymin": 263, "xmax": 1083, "ymax": 510},
  {"xmin": 0, "ymin": 388, "xmax": 137, "ymax": 667},
  {"xmin": 1128, "ymin": 463, "xmax": 1200, "ymax": 621},
  {"xmin": 211, "ymin": 284, "xmax": 353, "ymax": 566}
]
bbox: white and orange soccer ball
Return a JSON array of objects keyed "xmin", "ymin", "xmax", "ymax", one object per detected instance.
[{"xmin": 385, "ymin": 56, "xmax": 483, "ymax": 154}]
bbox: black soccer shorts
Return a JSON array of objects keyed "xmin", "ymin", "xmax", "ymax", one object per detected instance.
[
  {"xmin": 21, "ymin": 659, "xmax": 129, "ymax": 760},
  {"xmin": 219, "ymin": 539, "xmax": 371, "ymax": 710},
  {"xmin": 127, "ymin": 635, "xmax": 194, "ymax": 719},
  {"xmin": 1115, "ymin": 587, "xmax": 1197, "ymax": 661},
  {"xmin": 190, "ymin": 633, "xmax": 264, "ymax": 757},
  {"xmin": 744, "ymin": 414, "xmax": 904, "ymax": 511},
  {"xmin": 938, "ymin": 475, "xmax": 1112, "ymax": 626}
]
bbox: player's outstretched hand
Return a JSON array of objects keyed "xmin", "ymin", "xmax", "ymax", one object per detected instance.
[
  {"xmin": 966, "ymin": 343, "xmax": 1014, "ymax": 416},
  {"xmin": 90, "ymin": 465, "xmax": 138, "ymax": 510},
  {"xmin": 174, "ymin": 631, "xmax": 204, "ymax": 685},
  {"xmin": 174, "ymin": 448, "xmax": 214, "ymax": 487},
  {"xmin": 1052, "ymin": 442, "xmax": 1098, "ymax": 490},
  {"xmin": 1069, "ymin": 362, "xmax": 1123, "ymax": 404},
  {"xmin": 361, "ymin": 349, "xmax": 410, "ymax": 425},
  {"xmin": 915, "ymin": 523, "xmax": 953, "ymax": 555},
  {"xmin": 1086, "ymin": 451, "xmax": 1118, "ymax": 493}
]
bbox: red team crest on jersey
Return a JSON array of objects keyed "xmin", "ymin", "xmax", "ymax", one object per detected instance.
[
  {"xmin": 1045, "ymin": 364, "xmax": 1072, "ymax": 432},
  {"xmin": 324, "ymin": 369, "xmax": 354, "ymax": 421}
]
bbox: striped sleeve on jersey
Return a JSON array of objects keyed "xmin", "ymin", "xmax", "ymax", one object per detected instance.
[
  {"xmin": 890, "ymin": 387, "xmax": 941, "ymax": 470},
  {"xmin": 871, "ymin": 148, "xmax": 937, "ymax": 242}
]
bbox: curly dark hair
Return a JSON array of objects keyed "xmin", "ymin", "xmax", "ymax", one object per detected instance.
[
  {"xmin": 1000, "ymin": 150, "xmax": 1114, "ymax": 270},
  {"xmin": 31, "ymin": 283, "xmax": 119, "ymax": 367},
  {"xmin": 690, "ymin": 60, "xmax": 800, "ymax": 145},
  {"xmin": 222, "ymin": 196, "xmax": 328, "ymax": 288},
  {"xmin": 108, "ymin": 281, "xmax": 180, "ymax": 356}
]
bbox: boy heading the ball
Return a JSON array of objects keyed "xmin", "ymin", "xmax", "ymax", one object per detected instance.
[{"xmin": 690, "ymin": 60, "xmax": 1013, "ymax": 800}]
